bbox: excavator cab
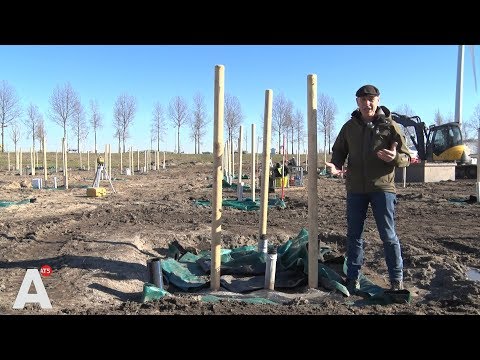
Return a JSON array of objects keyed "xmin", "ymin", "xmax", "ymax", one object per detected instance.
[{"xmin": 428, "ymin": 123, "xmax": 466, "ymax": 162}]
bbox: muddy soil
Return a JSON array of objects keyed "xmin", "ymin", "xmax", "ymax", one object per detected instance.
[{"xmin": 1, "ymin": 159, "xmax": 479, "ymax": 316}]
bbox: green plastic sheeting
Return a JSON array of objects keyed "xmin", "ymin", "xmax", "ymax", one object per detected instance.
[
  {"xmin": 0, "ymin": 199, "xmax": 32, "ymax": 207},
  {"xmin": 448, "ymin": 195, "xmax": 477, "ymax": 204},
  {"xmin": 148, "ymin": 227, "xmax": 411, "ymax": 305},
  {"xmin": 193, "ymin": 197, "xmax": 286, "ymax": 210},
  {"xmin": 141, "ymin": 283, "xmax": 171, "ymax": 302},
  {"xmin": 275, "ymin": 228, "xmax": 351, "ymax": 297},
  {"xmin": 200, "ymin": 294, "xmax": 277, "ymax": 305},
  {"xmin": 161, "ymin": 257, "xmax": 209, "ymax": 291}
]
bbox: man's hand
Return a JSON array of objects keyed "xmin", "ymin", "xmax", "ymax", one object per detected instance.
[
  {"xmin": 325, "ymin": 162, "xmax": 345, "ymax": 176},
  {"xmin": 377, "ymin": 142, "xmax": 397, "ymax": 162}
]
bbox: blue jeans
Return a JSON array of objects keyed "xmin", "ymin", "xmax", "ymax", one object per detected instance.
[{"xmin": 346, "ymin": 192, "xmax": 403, "ymax": 282}]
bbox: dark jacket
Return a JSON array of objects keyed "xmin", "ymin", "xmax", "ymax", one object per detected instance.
[
  {"xmin": 273, "ymin": 165, "xmax": 289, "ymax": 177},
  {"xmin": 331, "ymin": 105, "xmax": 410, "ymax": 193}
]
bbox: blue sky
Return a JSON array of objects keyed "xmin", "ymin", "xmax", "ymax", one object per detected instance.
[{"xmin": 0, "ymin": 45, "xmax": 478, "ymax": 153}]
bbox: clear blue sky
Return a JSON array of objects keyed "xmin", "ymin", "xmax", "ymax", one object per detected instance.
[{"xmin": 0, "ymin": 45, "xmax": 478, "ymax": 153}]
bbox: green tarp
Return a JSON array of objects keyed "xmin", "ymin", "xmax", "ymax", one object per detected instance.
[
  {"xmin": 194, "ymin": 197, "xmax": 286, "ymax": 210},
  {"xmin": 0, "ymin": 199, "xmax": 32, "ymax": 207},
  {"xmin": 143, "ymin": 228, "xmax": 411, "ymax": 305}
]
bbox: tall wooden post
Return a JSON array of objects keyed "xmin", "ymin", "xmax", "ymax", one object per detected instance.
[
  {"xmin": 211, "ymin": 64, "xmax": 225, "ymax": 291},
  {"xmin": 19, "ymin": 148, "xmax": 23, "ymax": 176},
  {"xmin": 259, "ymin": 90, "xmax": 273, "ymax": 240},
  {"xmin": 307, "ymin": 74, "xmax": 318, "ymax": 289},
  {"xmin": 30, "ymin": 148, "xmax": 35, "ymax": 176},
  {"xmin": 237, "ymin": 125, "xmax": 243, "ymax": 198},
  {"xmin": 43, "ymin": 137, "xmax": 48, "ymax": 182},
  {"xmin": 251, "ymin": 124, "xmax": 256, "ymax": 202}
]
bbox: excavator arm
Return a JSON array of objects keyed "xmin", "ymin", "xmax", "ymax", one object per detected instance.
[{"xmin": 391, "ymin": 112, "xmax": 428, "ymax": 161}]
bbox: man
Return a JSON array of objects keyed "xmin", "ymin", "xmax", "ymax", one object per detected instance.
[
  {"xmin": 273, "ymin": 162, "xmax": 289, "ymax": 178},
  {"xmin": 325, "ymin": 84, "xmax": 411, "ymax": 295}
]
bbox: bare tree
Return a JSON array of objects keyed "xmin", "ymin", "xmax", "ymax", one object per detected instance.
[
  {"xmin": 113, "ymin": 128, "xmax": 121, "ymax": 154},
  {"xmin": 224, "ymin": 93, "xmax": 244, "ymax": 149},
  {"xmin": 190, "ymin": 93, "xmax": 209, "ymax": 154},
  {"xmin": 465, "ymin": 103, "xmax": 480, "ymax": 142},
  {"xmin": 9, "ymin": 122, "xmax": 21, "ymax": 153},
  {"xmin": 24, "ymin": 103, "xmax": 42, "ymax": 152},
  {"xmin": 394, "ymin": 104, "xmax": 417, "ymax": 148},
  {"xmin": 271, "ymin": 92, "xmax": 293, "ymax": 152},
  {"xmin": 113, "ymin": 93, "xmax": 137, "ymax": 153},
  {"xmin": 394, "ymin": 104, "xmax": 416, "ymax": 117},
  {"xmin": 49, "ymin": 82, "xmax": 81, "ymax": 145},
  {"xmin": 151, "ymin": 101, "xmax": 166, "ymax": 152},
  {"xmin": 0, "ymin": 80, "xmax": 22, "ymax": 152},
  {"xmin": 36, "ymin": 118, "xmax": 46, "ymax": 152},
  {"xmin": 318, "ymin": 93, "xmax": 337, "ymax": 155},
  {"xmin": 71, "ymin": 102, "xmax": 89, "ymax": 152},
  {"xmin": 283, "ymin": 106, "xmax": 293, "ymax": 156},
  {"xmin": 168, "ymin": 96, "xmax": 189, "ymax": 153},
  {"xmin": 291, "ymin": 108, "xmax": 305, "ymax": 156},
  {"xmin": 434, "ymin": 109, "xmax": 444, "ymax": 126},
  {"xmin": 89, "ymin": 99, "xmax": 103, "ymax": 153},
  {"xmin": 150, "ymin": 127, "xmax": 156, "ymax": 151}
]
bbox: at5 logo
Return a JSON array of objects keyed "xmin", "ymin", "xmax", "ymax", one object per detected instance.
[{"xmin": 13, "ymin": 267, "xmax": 52, "ymax": 310}]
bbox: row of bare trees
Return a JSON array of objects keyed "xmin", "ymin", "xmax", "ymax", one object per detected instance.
[
  {"xmin": 269, "ymin": 92, "xmax": 335, "ymax": 157},
  {"xmin": 1, "ymin": 78, "xmax": 332, "ymax": 156},
  {"xmin": 2, "ymin": 76, "xmax": 480, "ymax": 157},
  {"xmin": 0, "ymin": 79, "xmax": 223, "ymax": 155},
  {"xmin": 0, "ymin": 80, "xmax": 107, "ymax": 155}
]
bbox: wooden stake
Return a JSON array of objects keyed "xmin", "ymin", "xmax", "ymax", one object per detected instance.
[
  {"xmin": 307, "ymin": 74, "xmax": 318, "ymax": 289},
  {"xmin": 259, "ymin": 90, "xmax": 273, "ymax": 238},
  {"xmin": 211, "ymin": 64, "xmax": 225, "ymax": 290},
  {"xmin": 251, "ymin": 124, "xmax": 256, "ymax": 202},
  {"xmin": 43, "ymin": 137, "xmax": 48, "ymax": 182}
]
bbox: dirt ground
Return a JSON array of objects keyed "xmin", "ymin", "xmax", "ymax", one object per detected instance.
[{"xmin": 1, "ymin": 158, "xmax": 479, "ymax": 316}]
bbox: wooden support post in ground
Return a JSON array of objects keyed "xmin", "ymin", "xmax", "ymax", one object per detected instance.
[
  {"xmin": 237, "ymin": 125, "xmax": 243, "ymax": 200},
  {"xmin": 120, "ymin": 150, "xmax": 123, "ymax": 173},
  {"xmin": 43, "ymin": 137, "xmax": 48, "ymax": 182},
  {"xmin": 211, "ymin": 64, "xmax": 224, "ymax": 291},
  {"xmin": 108, "ymin": 144, "xmax": 112, "ymax": 179},
  {"xmin": 129, "ymin": 147, "xmax": 132, "ymax": 175},
  {"xmin": 30, "ymin": 147, "xmax": 35, "ymax": 176},
  {"xmin": 476, "ymin": 127, "xmax": 479, "ymax": 202},
  {"xmin": 251, "ymin": 124, "xmax": 256, "ymax": 202},
  {"xmin": 307, "ymin": 74, "xmax": 318, "ymax": 289},
  {"xmin": 137, "ymin": 150, "xmax": 140, "ymax": 172},
  {"xmin": 19, "ymin": 148, "xmax": 23, "ymax": 176},
  {"xmin": 63, "ymin": 138, "xmax": 69, "ymax": 189},
  {"xmin": 259, "ymin": 89, "xmax": 273, "ymax": 241}
]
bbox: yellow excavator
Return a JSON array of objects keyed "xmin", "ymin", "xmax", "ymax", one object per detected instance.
[{"xmin": 392, "ymin": 112, "xmax": 477, "ymax": 179}]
